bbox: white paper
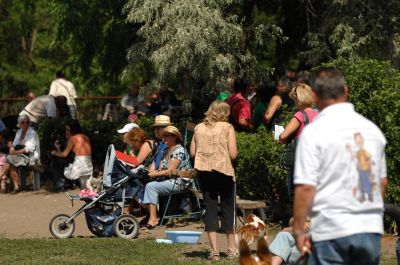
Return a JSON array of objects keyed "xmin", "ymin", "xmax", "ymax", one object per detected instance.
[{"xmin": 274, "ymin": 125, "xmax": 285, "ymax": 140}]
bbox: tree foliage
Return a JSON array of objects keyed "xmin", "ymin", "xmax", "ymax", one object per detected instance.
[
  {"xmin": 0, "ymin": 0, "xmax": 67, "ymax": 96},
  {"xmin": 124, "ymin": 0, "xmax": 285, "ymax": 92},
  {"xmin": 300, "ymin": 0, "xmax": 400, "ymax": 67},
  {"xmin": 53, "ymin": 0, "xmax": 143, "ymax": 95}
]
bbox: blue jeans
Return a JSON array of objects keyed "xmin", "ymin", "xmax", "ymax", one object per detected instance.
[
  {"xmin": 270, "ymin": 231, "xmax": 301, "ymax": 264},
  {"xmin": 141, "ymin": 179, "xmax": 186, "ymax": 205},
  {"xmin": 308, "ymin": 233, "xmax": 381, "ymax": 265}
]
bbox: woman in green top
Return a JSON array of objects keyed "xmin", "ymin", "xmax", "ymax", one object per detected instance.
[
  {"xmin": 252, "ymin": 82, "xmax": 275, "ymax": 129},
  {"xmin": 124, "ymin": 127, "xmax": 154, "ymax": 166}
]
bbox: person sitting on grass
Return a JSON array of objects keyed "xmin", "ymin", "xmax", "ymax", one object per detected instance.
[
  {"xmin": 140, "ymin": 126, "xmax": 191, "ymax": 229},
  {"xmin": 270, "ymin": 217, "xmax": 311, "ymax": 265}
]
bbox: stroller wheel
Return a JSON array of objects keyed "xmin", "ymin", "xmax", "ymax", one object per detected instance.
[
  {"xmin": 49, "ymin": 214, "xmax": 75, "ymax": 239},
  {"xmin": 113, "ymin": 214, "xmax": 139, "ymax": 239}
]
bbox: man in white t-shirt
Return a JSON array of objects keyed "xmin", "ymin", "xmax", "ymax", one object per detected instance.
[
  {"xmin": 293, "ymin": 67, "xmax": 387, "ymax": 265},
  {"xmin": 19, "ymin": 95, "xmax": 69, "ymax": 124},
  {"xmin": 49, "ymin": 71, "xmax": 78, "ymax": 119}
]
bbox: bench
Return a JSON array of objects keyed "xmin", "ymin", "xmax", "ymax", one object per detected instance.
[
  {"xmin": 236, "ymin": 198, "xmax": 267, "ymax": 225},
  {"xmin": 190, "ymin": 188, "xmax": 267, "ymax": 225}
]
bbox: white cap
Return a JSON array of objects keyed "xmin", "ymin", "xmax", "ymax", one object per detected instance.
[{"xmin": 117, "ymin": 123, "xmax": 139, "ymax": 134}]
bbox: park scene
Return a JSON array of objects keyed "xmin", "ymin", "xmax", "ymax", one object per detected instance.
[{"xmin": 1, "ymin": 0, "xmax": 400, "ymax": 264}]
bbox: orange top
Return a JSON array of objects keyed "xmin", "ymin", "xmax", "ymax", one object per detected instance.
[
  {"xmin": 71, "ymin": 134, "xmax": 92, "ymax": 156},
  {"xmin": 193, "ymin": 122, "xmax": 235, "ymax": 180}
]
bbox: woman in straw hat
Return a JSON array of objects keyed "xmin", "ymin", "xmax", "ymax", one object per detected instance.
[
  {"xmin": 140, "ymin": 125, "xmax": 191, "ymax": 229},
  {"xmin": 190, "ymin": 100, "xmax": 238, "ymax": 261}
]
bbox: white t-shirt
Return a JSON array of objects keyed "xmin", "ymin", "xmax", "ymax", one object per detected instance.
[
  {"xmin": 294, "ymin": 103, "xmax": 387, "ymax": 242},
  {"xmin": 49, "ymin": 78, "xmax": 77, "ymax": 106},
  {"xmin": 19, "ymin": 95, "xmax": 57, "ymax": 123}
]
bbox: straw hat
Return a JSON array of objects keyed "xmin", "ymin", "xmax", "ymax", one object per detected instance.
[
  {"xmin": 162, "ymin": 126, "xmax": 183, "ymax": 142},
  {"xmin": 152, "ymin": 115, "xmax": 173, "ymax": 127}
]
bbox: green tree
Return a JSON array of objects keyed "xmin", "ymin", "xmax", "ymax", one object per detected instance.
[
  {"xmin": 299, "ymin": 0, "xmax": 400, "ymax": 67},
  {"xmin": 124, "ymin": 0, "xmax": 286, "ymax": 95},
  {"xmin": 53, "ymin": 0, "xmax": 144, "ymax": 95},
  {"xmin": 0, "ymin": 0, "xmax": 67, "ymax": 96}
]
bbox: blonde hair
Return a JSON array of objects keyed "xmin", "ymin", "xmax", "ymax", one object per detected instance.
[
  {"xmin": 203, "ymin": 100, "xmax": 230, "ymax": 126},
  {"xmin": 289, "ymin": 83, "xmax": 314, "ymax": 109}
]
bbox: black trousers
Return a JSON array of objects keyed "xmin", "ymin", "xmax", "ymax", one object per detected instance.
[{"xmin": 198, "ymin": 171, "xmax": 235, "ymax": 231}]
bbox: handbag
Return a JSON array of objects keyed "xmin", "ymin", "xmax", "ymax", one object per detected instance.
[{"xmin": 280, "ymin": 110, "xmax": 309, "ymax": 170}]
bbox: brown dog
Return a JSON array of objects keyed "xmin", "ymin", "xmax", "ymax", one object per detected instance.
[
  {"xmin": 236, "ymin": 214, "xmax": 267, "ymax": 246},
  {"xmin": 239, "ymin": 237, "xmax": 272, "ymax": 265}
]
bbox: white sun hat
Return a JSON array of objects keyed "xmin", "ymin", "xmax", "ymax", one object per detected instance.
[{"xmin": 117, "ymin": 123, "xmax": 139, "ymax": 134}]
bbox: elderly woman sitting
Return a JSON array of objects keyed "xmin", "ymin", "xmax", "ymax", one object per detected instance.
[
  {"xmin": 140, "ymin": 125, "xmax": 191, "ymax": 229},
  {"xmin": 0, "ymin": 115, "xmax": 40, "ymax": 192}
]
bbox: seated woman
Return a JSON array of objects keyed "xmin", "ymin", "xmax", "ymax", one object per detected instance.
[
  {"xmin": 123, "ymin": 127, "xmax": 154, "ymax": 166},
  {"xmin": 3, "ymin": 115, "xmax": 40, "ymax": 193},
  {"xmin": 51, "ymin": 120, "xmax": 93, "ymax": 189},
  {"xmin": 270, "ymin": 218, "xmax": 310, "ymax": 265},
  {"xmin": 140, "ymin": 125, "xmax": 191, "ymax": 229}
]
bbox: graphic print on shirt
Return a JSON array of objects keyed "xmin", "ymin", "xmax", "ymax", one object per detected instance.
[{"xmin": 346, "ymin": 132, "xmax": 375, "ymax": 203}]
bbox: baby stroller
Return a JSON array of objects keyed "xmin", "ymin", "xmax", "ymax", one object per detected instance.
[{"xmin": 49, "ymin": 145, "xmax": 147, "ymax": 239}]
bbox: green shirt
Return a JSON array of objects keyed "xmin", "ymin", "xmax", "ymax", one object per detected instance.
[
  {"xmin": 252, "ymin": 101, "xmax": 267, "ymax": 129},
  {"xmin": 216, "ymin": 91, "xmax": 231, "ymax": 101}
]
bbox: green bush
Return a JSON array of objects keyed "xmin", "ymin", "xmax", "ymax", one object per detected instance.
[
  {"xmin": 325, "ymin": 58, "xmax": 400, "ymax": 203},
  {"xmin": 234, "ymin": 128, "xmax": 288, "ymax": 220}
]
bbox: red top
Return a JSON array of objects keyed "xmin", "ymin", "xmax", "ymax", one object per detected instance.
[{"xmin": 226, "ymin": 93, "xmax": 252, "ymax": 122}]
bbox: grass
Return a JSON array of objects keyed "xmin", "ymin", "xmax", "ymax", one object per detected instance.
[
  {"xmin": 0, "ymin": 236, "xmax": 397, "ymax": 265},
  {"xmin": 0, "ymin": 237, "xmax": 236, "ymax": 265}
]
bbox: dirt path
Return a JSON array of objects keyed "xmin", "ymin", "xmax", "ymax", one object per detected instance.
[
  {"xmin": 0, "ymin": 189, "xmax": 216, "ymax": 256},
  {"xmin": 0, "ymin": 190, "xmax": 397, "ymax": 260}
]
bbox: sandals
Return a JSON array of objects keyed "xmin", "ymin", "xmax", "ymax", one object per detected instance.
[
  {"xmin": 140, "ymin": 223, "xmax": 157, "ymax": 230},
  {"xmin": 226, "ymin": 249, "xmax": 239, "ymax": 260},
  {"xmin": 208, "ymin": 252, "xmax": 220, "ymax": 261}
]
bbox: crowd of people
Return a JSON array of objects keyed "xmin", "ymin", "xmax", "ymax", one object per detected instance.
[{"xmin": 0, "ymin": 67, "xmax": 390, "ymax": 265}]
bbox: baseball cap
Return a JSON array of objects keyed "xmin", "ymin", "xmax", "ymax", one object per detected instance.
[{"xmin": 117, "ymin": 123, "xmax": 139, "ymax": 134}]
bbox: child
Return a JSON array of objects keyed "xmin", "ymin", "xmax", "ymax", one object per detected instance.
[{"xmin": 0, "ymin": 133, "xmax": 9, "ymax": 192}]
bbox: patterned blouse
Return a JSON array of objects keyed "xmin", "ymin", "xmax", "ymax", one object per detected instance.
[{"xmin": 159, "ymin": 144, "xmax": 192, "ymax": 171}]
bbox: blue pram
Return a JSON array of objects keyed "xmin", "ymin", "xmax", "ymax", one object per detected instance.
[{"xmin": 49, "ymin": 145, "xmax": 146, "ymax": 239}]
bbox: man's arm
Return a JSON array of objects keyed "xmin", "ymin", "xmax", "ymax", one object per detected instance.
[
  {"xmin": 380, "ymin": 178, "xmax": 388, "ymax": 200},
  {"xmin": 293, "ymin": 184, "xmax": 315, "ymax": 255}
]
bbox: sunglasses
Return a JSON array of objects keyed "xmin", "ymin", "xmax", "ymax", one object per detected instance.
[{"xmin": 20, "ymin": 121, "xmax": 29, "ymax": 124}]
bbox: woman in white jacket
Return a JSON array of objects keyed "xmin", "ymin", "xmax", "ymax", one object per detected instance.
[{"xmin": 5, "ymin": 115, "xmax": 40, "ymax": 192}]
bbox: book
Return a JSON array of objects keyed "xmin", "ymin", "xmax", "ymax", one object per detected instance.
[
  {"xmin": 114, "ymin": 150, "xmax": 139, "ymax": 167},
  {"xmin": 274, "ymin": 125, "xmax": 285, "ymax": 141}
]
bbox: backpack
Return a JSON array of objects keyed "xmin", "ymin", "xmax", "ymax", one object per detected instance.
[
  {"xmin": 280, "ymin": 110, "xmax": 309, "ymax": 170},
  {"xmin": 228, "ymin": 99, "xmax": 247, "ymax": 132}
]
